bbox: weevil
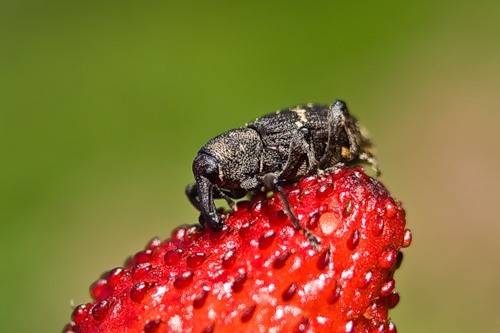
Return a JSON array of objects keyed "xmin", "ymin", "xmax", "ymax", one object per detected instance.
[{"xmin": 186, "ymin": 99, "xmax": 379, "ymax": 245}]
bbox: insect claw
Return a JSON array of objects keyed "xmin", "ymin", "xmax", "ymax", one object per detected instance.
[
  {"xmin": 267, "ymin": 177, "xmax": 321, "ymax": 249},
  {"xmin": 302, "ymin": 227, "xmax": 321, "ymax": 251}
]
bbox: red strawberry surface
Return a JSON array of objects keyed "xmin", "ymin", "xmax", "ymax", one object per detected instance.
[{"xmin": 63, "ymin": 166, "xmax": 411, "ymax": 333}]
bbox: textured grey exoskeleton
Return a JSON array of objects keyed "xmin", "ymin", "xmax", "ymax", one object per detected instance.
[{"xmin": 186, "ymin": 100, "xmax": 379, "ymax": 245}]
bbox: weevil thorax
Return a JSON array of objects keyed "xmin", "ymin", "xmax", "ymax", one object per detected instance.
[{"xmin": 199, "ymin": 127, "xmax": 263, "ymax": 188}]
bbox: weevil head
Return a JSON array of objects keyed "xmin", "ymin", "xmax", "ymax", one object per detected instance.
[{"xmin": 197, "ymin": 128, "xmax": 263, "ymax": 189}]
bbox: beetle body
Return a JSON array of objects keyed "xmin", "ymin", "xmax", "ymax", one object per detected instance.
[{"xmin": 186, "ymin": 100, "xmax": 378, "ymax": 241}]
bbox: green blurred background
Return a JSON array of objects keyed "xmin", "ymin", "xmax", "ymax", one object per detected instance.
[{"xmin": 1, "ymin": 1, "xmax": 499, "ymax": 332}]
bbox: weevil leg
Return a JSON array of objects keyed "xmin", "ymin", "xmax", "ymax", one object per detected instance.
[
  {"xmin": 215, "ymin": 188, "xmax": 247, "ymax": 211},
  {"xmin": 330, "ymin": 100, "xmax": 380, "ymax": 175},
  {"xmin": 359, "ymin": 152, "xmax": 381, "ymax": 177},
  {"xmin": 189, "ymin": 184, "xmax": 246, "ymax": 211},
  {"xmin": 226, "ymin": 188, "xmax": 248, "ymax": 210},
  {"xmin": 211, "ymin": 187, "xmax": 236, "ymax": 210},
  {"xmin": 186, "ymin": 183, "xmax": 203, "ymax": 211},
  {"xmin": 279, "ymin": 126, "xmax": 318, "ymax": 179},
  {"xmin": 318, "ymin": 100, "xmax": 347, "ymax": 168},
  {"xmin": 261, "ymin": 173, "xmax": 320, "ymax": 248}
]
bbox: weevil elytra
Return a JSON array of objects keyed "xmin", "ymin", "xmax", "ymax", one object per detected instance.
[{"xmin": 186, "ymin": 100, "xmax": 379, "ymax": 245}]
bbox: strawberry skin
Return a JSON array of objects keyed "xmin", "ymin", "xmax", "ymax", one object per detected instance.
[{"xmin": 63, "ymin": 167, "xmax": 411, "ymax": 333}]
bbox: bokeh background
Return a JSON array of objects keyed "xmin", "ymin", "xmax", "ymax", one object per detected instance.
[{"xmin": 1, "ymin": 1, "xmax": 499, "ymax": 332}]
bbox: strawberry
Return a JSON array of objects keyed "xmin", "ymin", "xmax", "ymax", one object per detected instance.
[{"xmin": 63, "ymin": 166, "xmax": 411, "ymax": 333}]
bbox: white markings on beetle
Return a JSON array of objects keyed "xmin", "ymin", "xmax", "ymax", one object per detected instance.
[{"xmin": 291, "ymin": 107, "xmax": 308, "ymax": 123}]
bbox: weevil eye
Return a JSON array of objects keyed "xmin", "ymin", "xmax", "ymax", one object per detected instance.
[{"xmin": 193, "ymin": 152, "xmax": 221, "ymax": 183}]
